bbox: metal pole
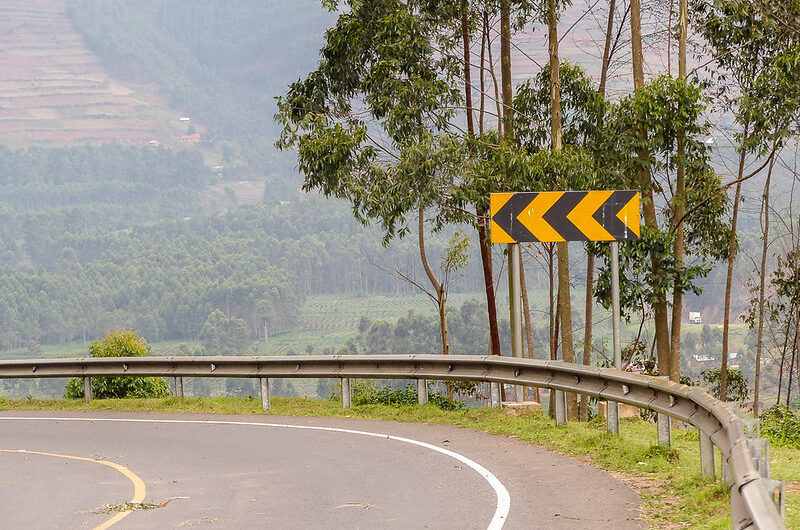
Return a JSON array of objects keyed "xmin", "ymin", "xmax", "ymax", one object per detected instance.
[
  {"xmin": 554, "ymin": 389, "xmax": 567, "ymax": 426},
  {"xmin": 489, "ymin": 382, "xmax": 501, "ymax": 408},
  {"xmin": 607, "ymin": 241, "xmax": 621, "ymax": 434},
  {"xmin": 175, "ymin": 377, "xmax": 184, "ymax": 399},
  {"xmin": 656, "ymin": 376, "xmax": 671, "ymax": 447},
  {"xmin": 341, "ymin": 378, "xmax": 351, "ymax": 409},
  {"xmin": 721, "ymin": 456, "xmax": 732, "ymax": 486},
  {"xmin": 260, "ymin": 377, "xmax": 270, "ymax": 411},
  {"xmin": 417, "ymin": 379, "xmax": 428, "ymax": 405},
  {"xmin": 700, "ymin": 432, "xmax": 716, "ymax": 479},
  {"xmin": 510, "ymin": 243, "xmax": 524, "ymax": 402},
  {"xmin": 83, "ymin": 376, "xmax": 92, "ymax": 402}
]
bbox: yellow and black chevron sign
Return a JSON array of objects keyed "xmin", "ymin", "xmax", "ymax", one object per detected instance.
[{"xmin": 491, "ymin": 190, "xmax": 640, "ymax": 243}]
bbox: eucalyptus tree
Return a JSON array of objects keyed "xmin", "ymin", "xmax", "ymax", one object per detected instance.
[
  {"xmin": 512, "ymin": 59, "xmax": 609, "ymax": 418},
  {"xmin": 693, "ymin": 0, "xmax": 800, "ymax": 399},
  {"xmin": 276, "ymin": 0, "xmax": 545, "ymax": 357},
  {"xmin": 593, "ymin": 76, "xmax": 731, "ymax": 377}
]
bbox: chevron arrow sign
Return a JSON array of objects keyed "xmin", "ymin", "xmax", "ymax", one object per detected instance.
[{"xmin": 490, "ymin": 190, "xmax": 640, "ymax": 243}]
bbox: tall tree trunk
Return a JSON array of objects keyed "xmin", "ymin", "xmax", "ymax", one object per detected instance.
[
  {"xmin": 418, "ymin": 203, "xmax": 449, "ymax": 356},
  {"xmin": 581, "ymin": 0, "xmax": 616, "ymax": 422},
  {"xmin": 461, "ymin": 0, "xmax": 475, "ymax": 137},
  {"xmin": 630, "ymin": 0, "xmax": 671, "ymax": 376},
  {"xmin": 464, "ymin": 3, "xmax": 501, "ymax": 358},
  {"xmin": 721, "ymin": 122, "xmax": 750, "ymax": 400},
  {"xmin": 548, "ymin": 0, "xmax": 577, "ymax": 420},
  {"xmin": 787, "ymin": 316, "xmax": 799, "ymax": 406},
  {"xmin": 777, "ymin": 316, "xmax": 791, "ymax": 406},
  {"xmin": 755, "ymin": 144, "xmax": 776, "ymax": 415},
  {"xmin": 500, "ymin": 1, "xmax": 513, "ymax": 139},
  {"xmin": 478, "ymin": 215, "xmax": 502, "ymax": 356},
  {"xmin": 669, "ymin": 0, "xmax": 688, "ymax": 384}
]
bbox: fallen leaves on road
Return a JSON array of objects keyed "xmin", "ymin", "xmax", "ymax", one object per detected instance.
[{"xmin": 94, "ymin": 496, "xmax": 189, "ymax": 513}]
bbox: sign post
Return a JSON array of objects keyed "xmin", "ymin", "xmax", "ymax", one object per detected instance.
[
  {"xmin": 609, "ymin": 240, "xmax": 621, "ymax": 434},
  {"xmin": 509, "ymin": 242, "xmax": 524, "ymax": 402},
  {"xmin": 491, "ymin": 190, "xmax": 640, "ymax": 425}
]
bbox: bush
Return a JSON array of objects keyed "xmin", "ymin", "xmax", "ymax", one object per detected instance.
[
  {"xmin": 697, "ymin": 368, "xmax": 749, "ymax": 405},
  {"xmin": 64, "ymin": 330, "xmax": 170, "ymax": 399},
  {"xmin": 350, "ymin": 380, "xmax": 464, "ymax": 410},
  {"xmin": 760, "ymin": 405, "xmax": 800, "ymax": 449}
]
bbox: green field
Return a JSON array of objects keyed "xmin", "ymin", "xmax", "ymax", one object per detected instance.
[{"xmin": 0, "ymin": 291, "xmax": 754, "ymax": 362}]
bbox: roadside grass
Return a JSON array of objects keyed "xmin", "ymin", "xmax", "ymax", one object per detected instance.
[{"xmin": 1, "ymin": 396, "xmax": 796, "ymax": 528}]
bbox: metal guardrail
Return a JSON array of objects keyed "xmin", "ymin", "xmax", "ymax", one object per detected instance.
[{"xmin": 0, "ymin": 354, "xmax": 785, "ymax": 529}]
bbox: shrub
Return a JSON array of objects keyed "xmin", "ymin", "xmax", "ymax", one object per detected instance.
[
  {"xmin": 64, "ymin": 330, "xmax": 170, "ymax": 399},
  {"xmin": 760, "ymin": 405, "xmax": 800, "ymax": 449},
  {"xmin": 350, "ymin": 381, "xmax": 464, "ymax": 410}
]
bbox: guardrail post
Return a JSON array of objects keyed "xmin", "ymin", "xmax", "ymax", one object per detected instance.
[
  {"xmin": 489, "ymin": 382, "xmax": 501, "ymax": 408},
  {"xmin": 748, "ymin": 438, "xmax": 770, "ymax": 478},
  {"xmin": 260, "ymin": 377, "xmax": 270, "ymax": 411},
  {"xmin": 743, "ymin": 418, "xmax": 759, "ymax": 438},
  {"xmin": 721, "ymin": 456, "xmax": 732, "ymax": 486},
  {"xmin": 174, "ymin": 377, "xmax": 184, "ymax": 399},
  {"xmin": 606, "ymin": 401, "xmax": 619, "ymax": 434},
  {"xmin": 341, "ymin": 378, "xmax": 351, "ymax": 409},
  {"xmin": 700, "ymin": 430, "xmax": 715, "ymax": 478},
  {"xmin": 554, "ymin": 390, "xmax": 567, "ymax": 426},
  {"xmin": 83, "ymin": 376, "xmax": 92, "ymax": 402},
  {"xmin": 417, "ymin": 379, "xmax": 428, "ymax": 405},
  {"xmin": 657, "ymin": 411, "xmax": 671, "ymax": 447},
  {"xmin": 656, "ymin": 377, "xmax": 671, "ymax": 447},
  {"xmin": 763, "ymin": 478, "xmax": 786, "ymax": 520}
]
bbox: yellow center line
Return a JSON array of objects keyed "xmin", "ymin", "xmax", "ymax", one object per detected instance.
[{"xmin": 0, "ymin": 448, "xmax": 146, "ymax": 529}]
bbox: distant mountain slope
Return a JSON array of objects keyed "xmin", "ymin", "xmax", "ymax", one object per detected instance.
[{"xmin": 0, "ymin": 0, "xmax": 184, "ymax": 147}]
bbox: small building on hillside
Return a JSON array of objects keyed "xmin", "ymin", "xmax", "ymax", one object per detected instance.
[
  {"xmin": 180, "ymin": 133, "xmax": 200, "ymax": 143},
  {"xmin": 688, "ymin": 311, "xmax": 702, "ymax": 324}
]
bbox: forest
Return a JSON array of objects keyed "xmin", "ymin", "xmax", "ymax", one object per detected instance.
[
  {"xmin": 1, "ymin": 1, "xmax": 799, "ymax": 416},
  {"xmin": 275, "ymin": 0, "xmax": 800, "ymax": 417}
]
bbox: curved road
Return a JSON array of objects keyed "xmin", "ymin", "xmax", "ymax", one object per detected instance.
[{"xmin": 0, "ymin": 411, "xmax": 642, "ymax": 529}]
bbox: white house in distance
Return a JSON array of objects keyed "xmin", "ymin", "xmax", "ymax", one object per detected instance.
[{"xmin": 688, "ymin": 311, "xmax": 702, "ymax": 324}]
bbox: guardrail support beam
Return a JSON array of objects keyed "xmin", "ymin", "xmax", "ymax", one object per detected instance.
[
  {"xmin": 657, "ymin": 412, "xmax": 671, "ymax": 447},
  {"xmin": 175, "ymin": 377, "xmax": 184, "ymax": 399},
  {"xmin": 554, "ymin": 390, "xmax": 567, "ymax": 426},
  {"xmin": 700, "ymin": 430, "xmax": 715, "ymax": 478},
  {"xmin": 722, "ymin": 456, "xmax": 732, "ymax": 486},
  {"xmin": 83, "ymin": 376, "xmax": 92, "ymax": 402},
  {"xmin": 489, "ymin": 382, "xmax": 501, "ymax": 408},
  {"xmin": 260, "ymin": 377, "xmax": 270, "ymax": 411},
  {"xmin": 606, "ymin": 401, "xmax": 619, "ymax": 434},
  {"xmin": 417, "ymin": 379, "xmax": 428, "ymax": 405},
  {"xmin": 341, "ymin": 378, "xmax": 351, "ymax": 409}
]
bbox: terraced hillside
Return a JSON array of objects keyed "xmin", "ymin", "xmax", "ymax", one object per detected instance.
[{"xmin": 0, "ymin": 0, "xmax": 183, "ymax": 147}]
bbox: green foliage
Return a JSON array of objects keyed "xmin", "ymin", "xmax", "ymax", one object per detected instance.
[
  {"xmin": 200, "ymin": 310, "xmax": 251, "ymax": 356},
  {"xmin": 693, "ymin": 0, "xmax": 800, "ymax": 151},
  {"xmin": 64, "ymin": 330, "xmax": 170, "ymax": 399},
  {"xmin": 697, "ymin": 368, "xmax": 749, "ymax": 405},
  {"xmin": 350, "ymin": 380, "xmax": 463, "ymax": 411},
  {"xmin": 593, "ymin": 76, "xmax": 730, "ymax": 316},
  {"xmin": 760, "ymin": 405, "xmax": 800, "ymax": 449}
]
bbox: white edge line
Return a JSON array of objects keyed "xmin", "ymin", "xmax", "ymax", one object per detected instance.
[{"xmin": 0, "ymin": 416, "xmax": 510, "ymax": 529}]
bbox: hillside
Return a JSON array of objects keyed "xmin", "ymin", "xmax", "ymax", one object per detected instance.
[{"xmin": 0, "ymin": 0, "xmax": 184, "ymax": 147}]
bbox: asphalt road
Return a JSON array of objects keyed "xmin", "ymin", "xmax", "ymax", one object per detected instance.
[{"xmin": 0, "ymin": 411, "xmax": 642, "ymax": 529}]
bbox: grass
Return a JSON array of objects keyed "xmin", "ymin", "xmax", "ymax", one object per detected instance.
[{"xmin": 1, "ymin": 396, "xmax": 796, "ymax": 529}]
